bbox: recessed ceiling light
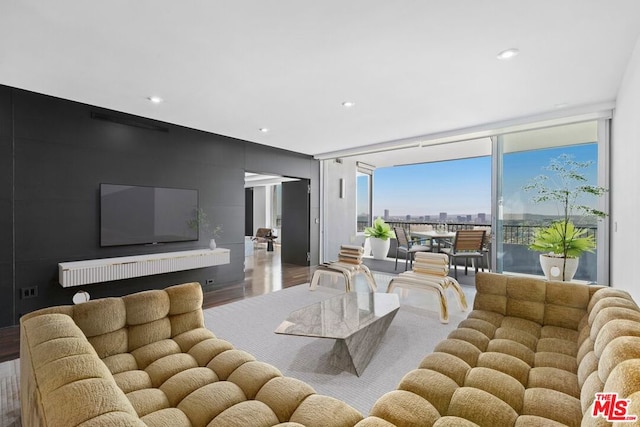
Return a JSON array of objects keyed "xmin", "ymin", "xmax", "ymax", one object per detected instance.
[
  {"xmin": 554, "ymin": 103, "xmax": 569, "ymax": 109},
  {"xmin": 147, "ymin": 96, "xmax": 163, "ymax": 104},
  {"xmin": 496, "ymin": 48, "xmax": 520, "ymax": 60},
  {"xmin": 259, "ymin": 128, "xmax": 269, "ymax": 133},
  {"xmin": 341, "ymin": 101, "xmax": 355, "ymax": 108}
]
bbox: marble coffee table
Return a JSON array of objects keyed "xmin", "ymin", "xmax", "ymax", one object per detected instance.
[{"xmin": 274, "ymin": 292, "xmax": 400, "ymax": 376}]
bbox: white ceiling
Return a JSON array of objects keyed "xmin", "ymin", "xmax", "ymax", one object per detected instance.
[{"xmin": 1, "ymin": 1, "xmax": 639, "ymax": 162}]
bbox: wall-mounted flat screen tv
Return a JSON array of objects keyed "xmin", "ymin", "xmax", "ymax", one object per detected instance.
[{"xmin": 100, "ymin": 183, "xmax": 199, "ymax": 247}]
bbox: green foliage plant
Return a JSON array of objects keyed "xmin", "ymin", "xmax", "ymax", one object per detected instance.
[
  {"xmin": 188, "ymin": 208, "xmax": 223, "ymax": 239},
  {"xmin": 364, "ymin": 217, "xmax": 396, "ymax": 240},
  {"xmin": 528, "ymin": 220, "xmax": 596, "ymax": 257},
  {"xmin": 523, "ymin": 154, "xmax": 607, "ymax": 279}
]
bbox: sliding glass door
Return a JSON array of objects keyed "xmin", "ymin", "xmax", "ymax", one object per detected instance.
[{"xmin": 493, "ymin": 120, "xmax": 609, "ymax": 283}]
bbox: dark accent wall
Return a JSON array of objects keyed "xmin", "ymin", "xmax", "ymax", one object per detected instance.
[
  {"xmin": 0, "ymin": 87, "xmax": 14, "ymax": 327},
  {"xmin": 244, "ymin": 188, "xmax": 254, "ymax": 236},
  {"xmin": 0, "ymin": 85, "xmax": 320, "ymax": 327}
]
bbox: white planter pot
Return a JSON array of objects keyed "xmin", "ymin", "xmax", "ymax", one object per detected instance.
[
  {"xmin": 363, "ymin": 238, "xmax": 372, "ymax": 256},
  {"xmin": 539, "ymin": 254, "xmax": 579, "ymax": 281},
  {"xmin": 370, "ymin": 237, "xmax": 391, "ymax": 260},
  {"xmin": 209, "ymin": 238, "xmax": 217, "ymax": 250}
]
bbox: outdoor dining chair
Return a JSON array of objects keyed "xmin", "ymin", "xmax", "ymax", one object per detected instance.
[
  {"xmin": 439, "ymin": 229, "xmax": 486, "ymax": 279},
  {"xmin": 473, "ymin": 226, "xmax": 492, "ymax": 271},
  {"xmin": 393, "ymin": 226, "xmax": 431, "ymax": 271}
]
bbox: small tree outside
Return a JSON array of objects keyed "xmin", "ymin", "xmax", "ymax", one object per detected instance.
[{"xmin": 523, "ymin": 154, "xmax": 607, "ymax": 280}]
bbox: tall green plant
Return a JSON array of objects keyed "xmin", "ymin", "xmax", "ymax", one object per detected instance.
[{"xmin": 523, "ymin": 154, "xmax": 607, "ymax": 279}]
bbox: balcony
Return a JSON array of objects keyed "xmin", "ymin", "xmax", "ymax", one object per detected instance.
[{"xmin": 360, "ymin": 221, "xmax": 598, "ymax": 282}]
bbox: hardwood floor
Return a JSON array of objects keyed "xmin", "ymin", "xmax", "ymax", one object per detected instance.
[
  {"xmin": 0, "ymin": 245, "xmax": 315, "ymax": 363},
  {"xmin": 0, "ymin": 325, "xmax": 19, "ymax": 364}
]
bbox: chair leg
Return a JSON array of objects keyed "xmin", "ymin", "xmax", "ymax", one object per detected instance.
[
  {"xmin": 387, "ymin": 281, "xmax": 410, "ymax": 299},
  {"xmin": 345, "ymin": 275, "xmax": 353, "ymax": 293},
  {"xmin": 387, "ymin": 279, "xmax": 397, "ymax": 293},
  {"xmin": 386, "ymin": 279, "xmax": 449, "ymax": 324},
  {"xmin": 446, "ymin": 278, "xmax": 468, "ymax": 311},
  {"xmin": 424, "ymin": 284, "xmax": 449, "ymax": 323},
  {"xmin": 395, "ymin": 250, "xmax": 399, "ymax": 270},
  {"xmin": 436, "ymin": 287, "xmax": 449, "ymax": 324},
  {"xmin": 309, "ymin": 270, "xmax": 321, "ymax": 291},
  {"xmin": 312, "ymin": 265, "xmax": 352, "ymax": 292},
  {"xmin": 360, "ymin": 265, "xmax": 377, "ymax": 292}
]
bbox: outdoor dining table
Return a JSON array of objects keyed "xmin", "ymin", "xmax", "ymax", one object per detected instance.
[{"xmin": 411, "ymin": 230, "xmax": 456, "ymax": 252}]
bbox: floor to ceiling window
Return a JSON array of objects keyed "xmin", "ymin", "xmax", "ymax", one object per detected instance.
[
  {"xmin": 372, "ymin": 157, "xmax": 491, "ymax": 225},
  {"xmin": 321, "ymin": 116, "xmax": 610, "ymax": 282},
  {"xmin": 494, "ymin": 120, "xmax": 609, "ymax": 283},
  {"xmin": 356, "ymin": 163, "xmax": 374, "ymax": 232}
]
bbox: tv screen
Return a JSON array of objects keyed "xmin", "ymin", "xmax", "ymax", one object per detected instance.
[{"xmin": 100, "ymin": 183, "xmax": 199, "ymax": 247}]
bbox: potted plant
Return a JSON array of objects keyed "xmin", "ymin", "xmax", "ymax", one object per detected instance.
[
  {"xmin": 188, "ymin": 208, "xmax": 223, "ymax": 250},
  {"xmin": 364, "ymin": 217, "xmax": 396, "ymax": 260},
  {"xmin": 523, "ymin": 154, "xmax": 607, "ymax": 281}
]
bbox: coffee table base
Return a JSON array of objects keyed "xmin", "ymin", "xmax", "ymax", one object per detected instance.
[
  {"xmin": 329, "ymin": 308, "xmax": 399, "ymax": 376},
  {"xmin": 275, "ymin": 292, "xmax": 400, "ymax": 376}
]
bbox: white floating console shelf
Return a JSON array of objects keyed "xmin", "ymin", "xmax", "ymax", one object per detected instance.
[{"xmin": 59, "ymin": 248, "xmax": 230, "ymax": 288}]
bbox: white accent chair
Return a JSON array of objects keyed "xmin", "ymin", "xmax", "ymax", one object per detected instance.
[
  {"xmin": 310, "ymin": 244, "xmax": 377, "ymax": 292},
  {"xmin": 387, "ymin": 252, "xmax": 467, "ymax": 323}
]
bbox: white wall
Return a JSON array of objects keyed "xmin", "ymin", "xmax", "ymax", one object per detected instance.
[
  {"xmin": 252, "ymin": 186, "xmax": 268, "ymax": 231},
  {"xmin": 611, "ymin": 36, "xmax": 640, "ymax": 300},
  {"xmin": 321, "ymin": 159, "xmax": 359, "ymax": 262}
]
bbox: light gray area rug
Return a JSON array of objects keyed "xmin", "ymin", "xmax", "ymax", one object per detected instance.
[
  {"xmin": 0, "ymin": 277, "xmax": 475, "ymax": 425},
  {"xmin": 0, "ymin": 359, "xmax": 20, "ymax": 427},
  {"xmin": 203, "ymin": 280, "xmax": 475, "ymax": 415}
]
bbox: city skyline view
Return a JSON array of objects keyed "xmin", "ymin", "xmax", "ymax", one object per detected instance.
[{"xmin": 360, "ymin": 143, "xmax": 599, "ymax": 221}]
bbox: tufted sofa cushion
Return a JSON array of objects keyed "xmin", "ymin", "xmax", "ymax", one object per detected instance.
[
  {"xmin": 357, "ymin": 272, "xmax": 640, "ymax": 427},
  {"xmin": 20, "ymin": 282, "xmax": 363, "ymax": 427}
]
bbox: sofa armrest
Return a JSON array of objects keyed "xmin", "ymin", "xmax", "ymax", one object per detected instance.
[{"xmin": 20, "ymin": 313, "xmax": 146, "ymax": 427}]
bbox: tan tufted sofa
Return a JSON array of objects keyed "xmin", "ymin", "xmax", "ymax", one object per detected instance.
[
  {"xmin": 20, "ymin": 282, "xmax": 364, "ymax": 427},
  {"xmin": 357, "ymin": 272, "xmax": 640, "ymax": 427}
]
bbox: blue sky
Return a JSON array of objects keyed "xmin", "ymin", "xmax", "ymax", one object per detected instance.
[
  {"xmin": 367, "ymin": 143, "xmax": 598, "ymax": 218},
  {"xmin": 503, "ymin": 143, "xmax": 598, "ymax": 216},
  {"xmin": 372, "ymin": 157, "xmax": 491, "ymax": 217}
]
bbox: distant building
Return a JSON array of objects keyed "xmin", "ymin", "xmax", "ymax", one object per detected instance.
[
  {"xmin": 384, "ymin": 209, "xmax": 389, "ymax": 220},
  {"xmin": 406, "ymin": 214, "xmax": 411, "ymax": 221},
  {"xmin": 477, "ymin": 213, "xmax": 487, "ymax": 223},
  {"xmin": 467, "ymin": 215, "xmax": 472, "ymax": 222},
  {"xmin": 439, "ymin": 212, "xmax": 447, "ymax": 222}
]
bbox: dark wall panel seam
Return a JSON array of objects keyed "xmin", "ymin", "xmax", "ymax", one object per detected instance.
[{"xmin": 10, "ymin": 89, "xmax": 16, "ymax": 324}]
